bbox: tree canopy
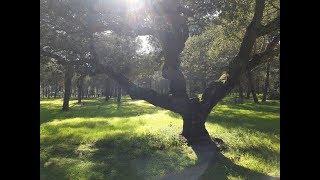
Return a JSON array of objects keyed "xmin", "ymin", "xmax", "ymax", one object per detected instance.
[{"xmin": 40, "ymin": 0, "xmax": 280, "ymax": 144}]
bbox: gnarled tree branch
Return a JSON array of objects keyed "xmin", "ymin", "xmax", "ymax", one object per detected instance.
[
  {"xmin": 199, "ymin": 0, "xmax": 268, "ymax": 119},
  {"xmin": 247, "ymin": 35, "xmax": 280, "ymax": 70},
  {"xmin": 257, "ymin": 16, "xmax": 280, "ymax": 37},
  {"xmin": 87, "ymin": 32, "xmax": 188, "ymax": 114},
  {"xmin": 95, "ymin": 63, "xmax": 189, "ymax": 114}
]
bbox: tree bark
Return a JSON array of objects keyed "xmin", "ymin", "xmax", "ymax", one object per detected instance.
[
  {"xmin": 262, "ymin": 62, "xmax": 271, "ymax": 102},
  {"xmin": 54, "ymin": 85, "xmax": 58, "ymax": 98},
  {"xmin": 62, "ymin": 64, "xmax": 73, "ymax": 111},
  {"xmin": 43, "ymin": 87, "xmax": 46, "ymax": 98},
  {"xmin": 41, "ymin": 86, "xmax": 44, "ymax": 98},
  {"xmin": 104, "ymin": 78, "xmax": 111, "ymax": 101},
  {"xmin": 245, "ymin": 81, "xmax": 250, "ymax": 99},
  {"xmin": 246, "ymin": 70, "xmax": 259, "ymax": 103},
  {"xmin": 45, "ymin": 87, "xmax": 48, "ymax": 98},
  {"xmin": 182, "ymin": 116, "xmax": 210, "ymax": 143},
  {"xmin": 117, "ymin": 85, "xmax": 121, "ymax": 104},
  {"xmin": 77, "ymin": 74, "xmax": 85, "ymax": 104},
  {"xmin": 238, "ymin": 82, "xmax": 244, "ymax": 100}
]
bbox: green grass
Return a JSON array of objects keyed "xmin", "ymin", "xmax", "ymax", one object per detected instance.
[{"xmin": 40, "ymin": 96, "xmax": 279, "ymax": 180}]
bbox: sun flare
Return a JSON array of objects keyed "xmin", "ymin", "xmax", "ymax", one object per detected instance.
[{"xmin": 126, "ymin": 0, "xmax": 144, "ymax": 11}]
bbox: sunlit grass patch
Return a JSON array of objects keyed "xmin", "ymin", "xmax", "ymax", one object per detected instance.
[{"xmin": 40, "ymin": 96, "xmax": 279, "ymax": 179}]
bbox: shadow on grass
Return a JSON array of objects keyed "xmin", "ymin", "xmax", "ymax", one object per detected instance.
[
  {"xmin": 161, "ymin": 137, "xmax": 278, "ymax": 180},
  {"xmin": 41, "ymin": 125, "xmax": 278, "ymax": 180},
  {"xmin": 206, "ymin": 113, "xmax": 279, "ymax": 136},
  {"xmin": 205, "ymin": 101, "xmax": 280, "ymax": 135},
  {"xmin": 219, "ymin": 101, "xmax": 280, "ymax": 114},
  {"xmin": 165, "ymin": 100, "xmax": 280, "ymax": 135},
  {"xmin": 40, "ymin": 99, "xmax": 160, "ymax": 124},
  {"xmin": 199, "ymin": 153, "xmax": 278, "ymax": 180},
  {"xmin": 40, "ymin": 97, "xmax": 279, "ymax": 179},
  {"xmin": 41, "ymin": 132, "xmax": 195, "ymax": 180}
]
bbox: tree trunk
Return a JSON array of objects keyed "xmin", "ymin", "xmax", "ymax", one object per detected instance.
[
  {"xmin": 41, "ymin": 87, "xmax": 45, "ymax": 98},
  {"xmin": 105, "ymin": 78, "xmax": 111, "ymax": 101},
  {"xmin": 44, "ymin": 87, "xmax": 48, "ymax": 98},
  {"xmin": 159, "ymin": 30, "xmax": 188, "ymax": 98},
  {"xmin": 262, "ymin": 62, "xmax": 271, "ymax": 102},
  {"xmin": 238, "ymin": 82, "xmax": 244, "ymax": 100},
  {"xmin": 180, "ymin": 106, "xmax": 212, "ymax": 144},
  {"xmin": 245, "ymin": 85, "xmax": 250, "ymax": 99},
  {"xmin": 117, "ymin": 85, "xmax": 121, "ymax": 104},
  {"xmin": 58, "ymin": 86, "xmax": 62, "ymax": 98},
  {"xmin": 182, "ymin": 119, "xmax": 209, "ymax": 141},
  {"xmin": 77, "ymin": 75, "xmax": 85, "ymax": 104},
  {"xmin": 49, "ymin": 86, "xmax": 52, "ymax": 98},
  {"xmin": 54, "ymin": 85, "xmax": 58, "ymax": 98},
  {"xmin": 246, "ymin": 70, "xmax": 259, "ymax": 103},
  {"xmin": 62, "ymin": 64, "xmax": 73, "ymax": 111},
  {"xmin": 86, "ymin": 88, "xmax": 89, "ymax": 98}
]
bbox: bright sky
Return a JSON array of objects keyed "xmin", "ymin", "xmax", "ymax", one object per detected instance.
[
  {"xmin": 137, "ymin": 35, "xmax": 152, "ymax": 54},
  {"xmin": 125, "ymin": 0, "xmax": 152, "ymax": 54}
]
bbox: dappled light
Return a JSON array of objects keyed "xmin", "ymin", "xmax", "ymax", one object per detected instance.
[
  {"xmin": 41, "ymin": 96, "xmax": 279, "ymax": 179},
  {"xmin": 40, "ymin": 0, "xmax": 279, "ymax": 178}
]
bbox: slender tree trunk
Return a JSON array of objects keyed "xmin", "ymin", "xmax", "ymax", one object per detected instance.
[
  {"xmin": 246, "ymin": 70, "xmax": 259, "ymax": 103},
  {"xmin": 49, "ymin": 86, "xmax": 53, "ymax": 98},
  {"xmin": 245, "ymin": 85, "xmax": 250, "ymax": 99},
  {"xmin": 262, "ymin": 62, "xmax": 271, "ymax": 102},
  {"xmin": 62, "ymin": 64, "xmax": 73, "ymax": 111},
  {"xmin": 77, "ymin": 75, "xmax": 85, "ymax": 104},
  {"xmin": 238, "ymin": 83, "xmax": 244, "ymax": 100},
  {"xmin": 54, "ymin": 85, "xmax": 58, "ymax": 98},
  {"xmin": 58, "ymin": 86, "xmax": 62, "ymax": 98},
  {"xmin": 46, "ymin": 86, "xmax": 49, "ymax": 98},
  {"xmin": 42, "ymin": 87, "xmax": 45, "ymax": 98},
  {"xmin": 104, "ymin": 78, "xmax": 111, "ymax": 101},
  {"xmin": 114, "ymin": 85, "xmax": 117, "ymax": 98},
  {"xmin": 86, "ymin": 88, "xmax": 89, "ymax": 98},
  {"xmin": 117, "ymin": 85, "xmax": 121, "ymax": 104}
]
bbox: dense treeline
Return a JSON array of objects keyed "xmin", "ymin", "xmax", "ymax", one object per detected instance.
[
  {"xmin": 40, "ymin": 46, "xmax": 279, "ymax": 104},
  {"xmin": 40, "ymin": 58, "xmax": 279, "ymax": 102}
]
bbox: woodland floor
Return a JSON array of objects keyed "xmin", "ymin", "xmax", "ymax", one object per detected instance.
[{"xmin": 40, "ymin": 95, "xmax": 280, "ymax": 180}]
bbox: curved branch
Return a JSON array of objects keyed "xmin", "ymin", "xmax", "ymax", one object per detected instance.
[
  {"xmin": 95, "ymin": 63, "xmax": 188, "ymax": 114},
  {"xmin": 199, "ymin": 0, "xmax": 270, "ymax": 119},
  {"xmin": 200, "ymin": 35, "xmax": 279, "ymax": 117},
  {"xmin": 257, "ymin": 16, "xmax": 280, "ymax": 37},
  {"xmin": 87, "ymin": 33, "xmax": 188, "ymax": 114},
  {"xmin": 238, "ymin": 0, "xmax": 266, "ymax": 60},
  {"xmin": 247, "ymin": 35, "xmax": 280, "ymax": 70}
]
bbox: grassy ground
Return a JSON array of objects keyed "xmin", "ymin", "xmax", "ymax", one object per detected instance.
[{"xmin": 40, "ymin": 95, "xmax": 280, "ymax": 180}]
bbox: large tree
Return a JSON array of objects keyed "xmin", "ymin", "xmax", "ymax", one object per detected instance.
[
  {"xmin": 40, "ymin": 0, "xmax": 280, "ymax": 159},
  {"xmin": 86, "ymin": 0, "xmax": 279, "ymax": 143}
]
